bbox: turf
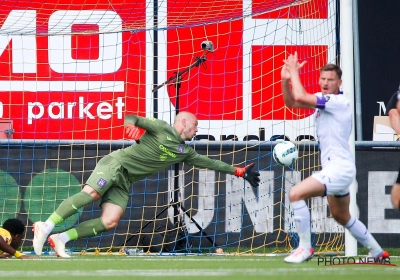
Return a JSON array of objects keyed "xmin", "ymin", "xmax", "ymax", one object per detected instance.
[{"xmin": 1, "ymin": 254, "xmax": 399, "ymax": 280}]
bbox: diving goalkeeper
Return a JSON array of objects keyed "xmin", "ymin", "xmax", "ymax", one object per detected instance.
[{"xmin": 33, "ymin": 111, "xmax": 260, "ymax": 258}]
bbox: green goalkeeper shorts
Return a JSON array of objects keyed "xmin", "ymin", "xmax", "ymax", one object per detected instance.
[{"xmin": 86, "ymin": 155, "xmax": 132, "ymax": 210}]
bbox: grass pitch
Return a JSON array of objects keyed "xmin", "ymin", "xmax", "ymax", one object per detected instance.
[{"xmin": 0, "ymin": 254, "xmax": 399, "ymax": 280}]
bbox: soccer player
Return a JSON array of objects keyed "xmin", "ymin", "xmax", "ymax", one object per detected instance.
[
  {"xmin": 0, "ymin": 218, "xmax": 32, "ymax": 259},
  {"xmin": 33, "ymin": 111, "xmax": 260, "ymax": 258},
  {"xmin": 281, "ymin": 52, "xmax": 388, "ymax": 263}
]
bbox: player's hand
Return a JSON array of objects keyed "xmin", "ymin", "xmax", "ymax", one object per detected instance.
[
  {"xmin": 0, "ymin": 253, "xmax": 11, "ymax": 258},
  {"xmin": 234, "ymin": 162, "xmax": 260, "ymax": 188},
  {"xmin": 281, "ymin": 64, "xmax": 291, "ymax": 80},
  {"xmin": 284, "ymin": 51, "xmax": 307, "ymax": 73},
  {"xmin": 125, "ymin": 124, "xmax": 141, "ymax": 141},
  {"xmin": 17, "ymin": 254, "xmax": 36, "ymax": 259}
]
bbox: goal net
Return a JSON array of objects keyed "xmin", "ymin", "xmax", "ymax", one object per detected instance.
[{"xmin": 0, "ymin": 0, "xmax": 344, "ymax": 255}]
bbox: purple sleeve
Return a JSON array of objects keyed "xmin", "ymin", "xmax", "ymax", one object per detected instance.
[{"xmin": 316, "ymin": 96, "xmax": 326, "ymax": 109}]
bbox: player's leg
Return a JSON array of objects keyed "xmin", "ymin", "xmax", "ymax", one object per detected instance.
[
  {"xmin": 49, "ymin": 170, "xmax": 131, "ymax": 258},
  {"xmin": 391, "ymin": 167, "xmax": 400, "ymax": 209},
  {"xmin": 284, "ymin": 176, "xmax": 325, "ymax": 263},
  {"xmin": 33, "ymin": 186, "xmax": 99, "ymax": 256},
  {"xmin": 49, "ymin": 202, "xmax": 124, "ymax": 258},
  {"xmin": 328, "ymin": 194, "xmax": 388, "ymax": 258},
  {"xmin": 33, "ymin": 155, "xmax": 119, "ymax": 256}
]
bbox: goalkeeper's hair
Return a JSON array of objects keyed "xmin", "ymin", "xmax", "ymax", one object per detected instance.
[{"xmin": 2, "ymin": 219, "xmax": 25, "ymax": 235}]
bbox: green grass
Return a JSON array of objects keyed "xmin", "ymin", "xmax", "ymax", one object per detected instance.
[{"xmin": 1, "ymin": 254, "xmax": 399, "ymax": 280}]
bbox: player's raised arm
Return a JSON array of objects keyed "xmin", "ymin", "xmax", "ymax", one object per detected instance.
[
  {"xmin": 281, "ymin": 64, "xmax": 296, "ymax": 107},
  {"xmin": 124, "ymin": 114, "xmax": 169, "ymax": 141},
  {"xmin": 282, "ymin": 52, "xmax": 316, "ymax": 109}
]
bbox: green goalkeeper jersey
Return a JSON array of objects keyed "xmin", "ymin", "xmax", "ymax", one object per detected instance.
[{"xmin": 108, "ymin": 115, "xmax": 236, "ymax": 182}]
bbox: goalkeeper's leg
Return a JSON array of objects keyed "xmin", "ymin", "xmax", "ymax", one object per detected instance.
[
  {"xmin": 33, "ymin": 186, "xmax": 97, "ymax": 255},
  {"xmin": 49, "ymin": 203, "xmax": 123, "ymax": 258}
]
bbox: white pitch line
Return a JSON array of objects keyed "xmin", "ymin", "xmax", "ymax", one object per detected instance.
[{"xmin": 1, "ymin": 267, "xmax": 399, "ymax": 277}]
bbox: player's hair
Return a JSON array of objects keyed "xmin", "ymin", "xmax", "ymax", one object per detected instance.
[
  {"xmin": 2, "ymin": 219, "xmax": 25, "ymax": 235},
  {"xmin": 320, "ymin": 64, "xmax": 342, "ymax": 79}
]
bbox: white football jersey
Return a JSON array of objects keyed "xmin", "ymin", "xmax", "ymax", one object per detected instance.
[{"xmin": 314, "ymin": 92, "xmax": 354, "ymax": 168}]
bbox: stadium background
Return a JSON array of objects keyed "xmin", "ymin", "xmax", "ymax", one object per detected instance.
[
  {"xmin": 359, "ymin": 0, "xmax": 400, "ymax": 140},
  {"xmin": 0, "ymin": 0, "xmax": 399, "ymax": 253}
]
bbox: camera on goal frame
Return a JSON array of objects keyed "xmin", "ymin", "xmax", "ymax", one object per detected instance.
[{"xmin": 201, "ymin": 41, "xmax": 214, "ymax": 52}]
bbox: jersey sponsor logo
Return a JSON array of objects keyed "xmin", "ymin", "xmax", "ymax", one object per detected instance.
[
  {"xmin": 160, "ymin": 154, "xmax": 167, "ymax": 161},
  {"xmin": 97, "ymin": 178, "xmax": 107, "ymax": 188},
  {"xmin": 159, "ymin": 144, "xmax": 176, "ymax": 158},
  {"xmin": 167, "ymin": 136, "xmax": 172, "ymax": 141},
  {"xmin": 178, "ymin": 145, "xmax": 184, "ymax": 153}
]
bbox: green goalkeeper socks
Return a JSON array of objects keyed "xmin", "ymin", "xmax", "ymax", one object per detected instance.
[
  {"xmin": 66, "ymin": 217, "xmax": 107, "ymax": 240},
  {"xmin": 52, "ymin": 191, "xmax": 94, "ymax": 222}
]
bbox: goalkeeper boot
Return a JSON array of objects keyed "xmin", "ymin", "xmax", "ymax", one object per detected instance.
[
  {"xmin": 284, "ymin": 247, "xmax": 314, "ymax": 263},
  {"xmin": 33, "ymin": 222, "xmax": 49, "ymax": 256},
  {"xmin": 48, "ymin": 234, "xmax": 71, "ymax": 258}
]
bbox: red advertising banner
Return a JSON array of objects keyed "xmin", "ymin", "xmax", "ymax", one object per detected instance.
[
  {"xmin": 0, "ymin": 0, "xmax": 146, "ymax": 140},
  {"xmin": 0, "ymin": 0, "xmax": 331, "ymax": 140}
]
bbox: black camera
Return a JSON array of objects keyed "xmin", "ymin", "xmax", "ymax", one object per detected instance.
[{"xmin": 201, "ymin": 41, "xmax": 214, "ymax": 52}]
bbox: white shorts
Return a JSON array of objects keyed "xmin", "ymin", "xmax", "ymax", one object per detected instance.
[{"xmin": 311, "ymin": 160, "xmax": 356, "ymax": 197}]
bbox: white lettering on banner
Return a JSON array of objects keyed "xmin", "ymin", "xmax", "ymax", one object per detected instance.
[
  {"xmin": 0, "ymin": 10, "xmax": 125, "ymax": 96},
  {"xmin": 368, "ymin": 171, "xmax": 399, "ymax": 233},
  {"xmin": 376, "ymin": 101, "xmax": 386, "ymax": 116},
  {"xmin": 27, "ymin": 97, "xmax": 125, "ymax": 124},
  {"xmin": 168, "ymin": 170, "xmax": 344, "ymax": 233},
  {"xmin": 0, "ymin": 10, "xmax": 36, "ymax": 73},
  {"xmin": 284, "ymin": 171, "xmax": 343, "ymax": 233},
  {"xmin": 0, "ymin": 81, "xmax": 125, "ymax": 92},
  {"xmin": 225, "ymin": 172, "xmax": 274, "ymax": 233},
  {"xmin": 48, "ymin": 10, "xmax": 122, "ymax": 74},
  {"xmin": 167, "ymin": 170, "xmax": 215, "ymax": 233},
  {"xmin": 0, "ymin": 102, "xmax": 3, "ymax": 118}
]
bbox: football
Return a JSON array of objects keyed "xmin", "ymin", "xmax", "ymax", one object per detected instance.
[{"xmin": 273, "ymin": 141, "xmax": 298, "ymax": 167}]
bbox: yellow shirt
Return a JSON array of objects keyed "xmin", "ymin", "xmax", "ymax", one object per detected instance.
[{"xmin": 0, "ymin": 227, "xmax": 12, "ymax": 254}]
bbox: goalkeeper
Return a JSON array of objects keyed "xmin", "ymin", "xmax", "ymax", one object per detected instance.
[{"xmin": 33, "ymin": 111, "xmax": 260, "ymax": 258}]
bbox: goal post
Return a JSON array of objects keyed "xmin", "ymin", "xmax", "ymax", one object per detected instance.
[
  {"xmin": 0, "ymin": 0, "xmax": 357, "ymax": 256},
  {"xmin": 340, "ymin": 0, "xmax": 357, "ymax": 257}
]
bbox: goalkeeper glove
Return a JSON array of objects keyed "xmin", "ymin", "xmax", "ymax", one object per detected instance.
[
  {"xmin": 125, "ymin": 124, "xmax": 141, "ymax": 143},
  {"xmin": 234, "ymin": 162, "xmax": 260, "ymax": 188}
]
